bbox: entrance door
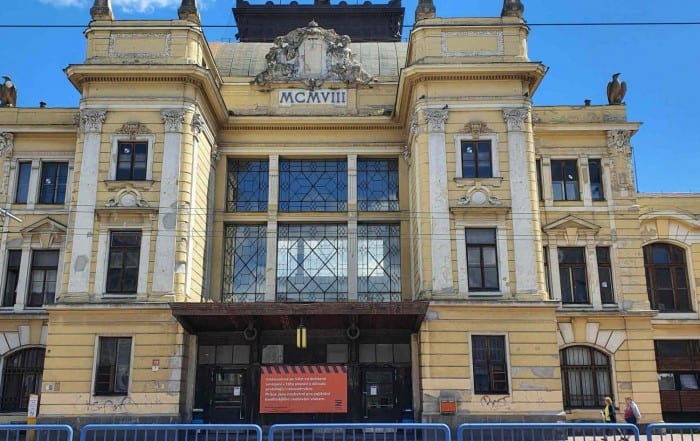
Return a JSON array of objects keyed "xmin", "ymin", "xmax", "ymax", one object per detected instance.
[
  {"xmin": 210, "ymin": 368, "xmax": 246, "ymax": 423},
  {"xmin": 362, "ymin": 368, "xmax": 399, "ymax": 421}
]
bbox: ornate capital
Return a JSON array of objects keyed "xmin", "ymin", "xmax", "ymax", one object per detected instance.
[
  {"xmin": 211, "ymin": 144, "xmax": 221, "ymax": 162},
  {"xmin": 401, "ymin": 145, "xmax": 411, "ymax": 165},
  {"xmin": 409, "ymin": 112, "xmax": 418, "ymax": 138},
  {"xmin": 79, "ymin": 110, "xmax": 107, "ymax": 133},
  {"xmin": 424, "ymin": 109, "xmax": 448, "ymax": 132},
  {"xmin": 192, "ymin": 113, "xmax": 204, "ymax": 136},
  {"xmin": 0, "ymin": 132, "xmax": 14, "ymax": 155},
  {"xmin": 161, "ymin": 110, "xmax": 186, "ymax": 133},
  {"xmin": 502, "ymin": 108, "xmax": 529, "ymax": 131},
  {"xmin": 607, "ymin": 129, "xmax": 632, "ymax": 154},
  {"xmin": 115, "ymin": 122, "xmax": 152, "ymax": 140}
]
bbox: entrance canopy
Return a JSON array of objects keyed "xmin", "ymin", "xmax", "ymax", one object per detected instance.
[{"xmin": 169, "ymin": 301, "xmax": 429, "ymax": 333}]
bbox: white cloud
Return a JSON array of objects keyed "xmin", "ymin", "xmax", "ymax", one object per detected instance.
[
  {"xmin": 38, "ymin": 0, "xmax": 87, "ymax": 6},
  {"xmin": 38, "ymin": 0, "xmax": 212, "ymax": 14}
]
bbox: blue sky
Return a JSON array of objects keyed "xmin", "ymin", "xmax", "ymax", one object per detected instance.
[{"xmin": 1, "ymin": 0, "xmax": 699, "ymax": 193}]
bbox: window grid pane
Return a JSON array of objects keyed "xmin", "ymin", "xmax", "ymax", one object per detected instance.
[
  {"xmin": 358, "ymin": 224, "xmax": 401, "ymax": 302},
  {"xmin": 472, "ymin": 335, "xmax": 508, "ymax": 394},
  {"xmin": 357, "ymin": 159, "xmax": 399, "ymax": 212},
  {"xmin": 588, "ymin": 159, "xmax": 605, "ymax": 201},
  {"xmin": 116, "ymin": 142, "xmax": 148, "ymax": 180},
  {"xmin": 560, "ymin": 346, "xmax": 612, "ymax": 409},
  {"xmin": 39, "ymin": 162, "xmax": 68, "ymax": 204},
  {"xmin": 222, "ymin": 224, "xmax": 267, "ymax": 302},
  {"xmin": 644, "ymin": 243, "xmax": 691, "ymax": 312},
  {"xmin": 276, "ymin": 224, "xmax": 348, "ymax": 302},
  {"xmin": 466, "ymin": 228, "xmax": 499, "ymax": 291},
  {"xmin": 95, "ymin": 337, "xmax": 132, "ymax": 395},
  {"xmin": 226, "ymin": 159, "xmax": 269, "ymax": 212},
  {"xmin": 27, "ymin": 250, "xmax": 58, "ymax": 307},
  {"xmin": 551, "ymin": 160, "xmax": 580, "ymax": 201},
  {"xmin": 558, "ymin": 247, "xmax": 589, "ymax": 304},
  {"xmin": 106, "ymin": 231, "xmax": 142, "ymax": 294},
  {"xmin": 461, "ymin": 141, "xmax": 493, "ymax": 178},
  {"xmin": 279, "ymin": 160, "xmax": 347, "ymax": 212}
]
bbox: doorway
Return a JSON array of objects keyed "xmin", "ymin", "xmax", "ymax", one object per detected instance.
[{"xmin": 210, "ymin": 368, "xmax": 247, "ymax": 423}]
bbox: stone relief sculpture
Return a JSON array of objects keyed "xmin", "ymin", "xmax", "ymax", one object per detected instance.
[
  {"xmin": 0, "ymin": 76, "xmax": 17, "ymax": 107},
  {"xmin": 252, "ymin": 21, "xmax": 375, "ymax": 88},
  {"xmin": 607, "ymin": 73, "xmax": 627, "ymax": 105}
]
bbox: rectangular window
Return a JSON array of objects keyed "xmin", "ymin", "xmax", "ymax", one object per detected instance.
[
  {"xmin": 106, "ymin": 231, "xmax": 141, "ymax": 294},
  {"xmin": 536, "ymin": 159, "xmax": 543, "ymax": 201},
  {"xmin": 223, "ymin": 224, "xmax": 267, "ymax": 302},
  {"xmin": 466, "ymin": 228, "xmax": 499, "ymax": 291},
  {"xmin": 588, "ymin": 159, "xmax": 604, "ymax": 201},
  {"xmin": 226, "ymin": 159, "xmax": 268, "ymax": 212},
  {"xmin": 461, "ymin": 140, "xmax": 493, "ymax": 178},
  {"xmin": 38, "ymin": 162, "xmax": 68, "ymax": 204},
  {"xmin": 551, "ymin": 160, "xmax": 580, "ymax": 201},
  {"xmin": 357, "ymin": 159, "xmax": 399, "ymax": 211},
  {"xmin": 472, "ymin": 335, "xmax": 508, "ymax": 394},
  {"xmin": 543, "ymin": 246, "xmax": 551, "ymax": 299},
  {"xmin": 94, "ymin": 337, "xmax": 132, "ymax": 395},
  {"xmin": 558, "ymin": 247, "xmax": 589, "ymax": 304},
  {"xmin": 358, "ymin": 224, "xmax": 401, "ymax": 302},
  {"xmin": 597, "ymin": 247, "xmax": 615, "ymax": 304},
  {"xmin": 116, "ymin": 141, "xmax": 148, "ymax": 180},
  {"xmin": 276, "ymin": 224, "xmax": 347, "ymax": 302},
  {"xmin": 15, "ymin": 162, "xmax": 31, "ymax": 204},
  {"xmin": 279, "ymin": 159, "xmax": 347, "ymax": 212},
  {"xmin": 2, "ymin": 250, "xmax": 21, "ymax": 307},
  {"xmin": 27, "ymin": 250, "xmax": 58, "ymax": 307}
]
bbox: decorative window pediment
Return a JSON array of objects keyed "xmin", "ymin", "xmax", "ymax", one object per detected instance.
[
  {"xmin": 543, "ymin": 215, "xmax": 601, "ymax": 234},
  {"xmin": 19, "ymin": 217, "xmax": 67, "ymax": 247}
]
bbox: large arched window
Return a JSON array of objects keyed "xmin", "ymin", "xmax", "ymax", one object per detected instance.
[
  {"xmin": 644, "ymin": 243, "xmax": 691, "ymax": 312},
  {"xmin": 560, "ymin": 346, "xmax": 612, "ymax": 409},
  {"xmin": 0, "ymin": 348, "xmax": 45, "ymax": 412}
]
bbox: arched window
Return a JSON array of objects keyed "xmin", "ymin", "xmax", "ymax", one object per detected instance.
[
  {"xmin": 560, "ymin": 346, "xmax": 612, "ymax": 409},
  {"xmin": 644, "ymin": 243, "xmax": 691, "ymax": 312},
  {"xmin": 0, "ymin": 348, "xmax": 45, "ymax": 411}
]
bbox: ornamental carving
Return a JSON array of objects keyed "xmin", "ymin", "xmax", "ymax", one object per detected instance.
[
  {"xmin": 252, "ymin": 21, "xmax": 374, "ymax": 88},
  {"xmin": 115, "ymin": 122, "xmax": 152, "ymax": 140},
  {"xmin": 401, "ymin": 145, "xmax": 411, "ymax": 164},
  {"xmin": 192, "ymin": 113, "xmax": 204, "ymax": 136},
  {"xmin": 161, "ymin": 110, "xmax": 186, "ymax": 132},
  {"xmin": 466, "ymin": 121, "xmax": 491, "ymax": 140},
  {"xmin": 0, "ymin": 132, "xmax": 14, "ymax": 155},
  {"xmin": 607, "ymin": 129, "xmax": 632, "ymax": 154},
  {"xmin": 409, "ymin": 112, "xmax": 418, "ymax": 138},
  {"xmin": 503, "ymin": 108, "xmax": 528, "ymax": 131},
  {"xmin": 457, "ymin": 186, "xmax": 503, "ymax": 207},
  {"xmin": 424, "ymin": 109, "xmax": 448, "ymax": 132},
  {"xmin": 105, "ymin": 186, "xmax": 150, "ymax": 208},
  {"xmin": 78, "ymin": 110, "xmax": 107, "ymax": 133}
]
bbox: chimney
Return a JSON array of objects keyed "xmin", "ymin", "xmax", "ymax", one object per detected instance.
[
  {"xmin": 501, "ymin": 0, "xmax": 524, "ymax": 19},
  {"xmin": 178, "ymin": 0, "xmax": 201, "ymax": 24},
  {"xmin": 90, "ymin": 0, "xmax": 114, "ymax": 20},
  {"xmin": 415, "ymin": 0, "xmax": 436, "ymax": 22}
]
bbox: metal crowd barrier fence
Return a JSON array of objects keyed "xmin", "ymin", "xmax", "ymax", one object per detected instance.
[
  {"xmin": 0, "ymin": 424, "xmax": 73, "ymax": 441},
  {"xmin": 457, "ymin": 422, "xmax": 640, "ymax": 441},
  {"xmin": 268, "ymin": 423, "xmax": 452, "ymax": 441},
  {"xmin": 79, "ymin": 424, "xmax": 263, "ymax": 441},
  {"xmin": 646, "ymin": 423, "xmax": 700, "ymax": 441}
]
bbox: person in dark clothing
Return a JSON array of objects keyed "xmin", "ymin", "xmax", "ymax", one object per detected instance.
[{"xmin": 601, "ymin": 396, "xmax": 623, "ymax": 441}]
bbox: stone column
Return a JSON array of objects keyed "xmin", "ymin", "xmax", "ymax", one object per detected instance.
[
  {"xmin": 503, "ymin": 107, "xmax": 538, "ymax": 294},
  {"xmin": 67, "ymin": 109, "xmax": 106, "ymax": 295},
  {"xmin": 586, "ymin": 237, "xmax": 602, "ymax": 309},
  {"xmin": 14, "ymin": 244, "xmax": 31, "ymax": 311},
  {"xmin": 347, "ymin": 155, "xmax": 358, "ymax": 301},
  {"xmin": 265, "ymin": 155, "xmax": 279, "ymax": 302},
  {"xmin": 425, "ymin": 108, "xmax": 453, "ymax": 294},
  {"xmin": 153, "ymin": 110, "xmax": 185, "ymax": 293}
]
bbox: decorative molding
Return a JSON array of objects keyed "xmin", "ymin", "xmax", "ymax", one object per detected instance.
[
  {"xmin": 401, "ymin": 145, "xmax": 411, "ymax": 164},
  {"xmin": 192, "ymin": 113, "xmax": 204, "ymax": 136},
  {"xmin": 457, "ymin": 186, "xmax": 503, "ymax": 207},
  {"xmin": 252, "ymin": 21, "xmax": 374, "ymax": 88},
  {"xmin": 79, "ymin": 110, "xmax": 107, "ymax": 133},
  {"xmin": 108, "ymin": 33, "xmax": 172, "ymax": 58},
  {"xmin": 409, "ymin": 112, "xmax": 418, "ymax": 138},
  {"xmin": 211, "ymin": 144, "xmax": 221, "ymax": 162},
  {"xmin": 607, "ymin": 129, "xmax": 632, "ymax": 154},
  {"xmin": 502, "ymin": 107, "xmax": 529, "ymax": 131},
  {"xmin": 465, "ymin": 121, "xmax": 491, "ymax": 140},
  {"xmin": 441, "ymin": 31, "xmax": 504, "ymax": 57},
  {"xmin": 105, "ymin": 185, "xmax": 150, "ymax": 208},
  {"xmin": 161, "ymin": 110, "xmax": 186, "ymax": 132},
  {"xmin": 19, "ymin": 217, "xmax": 67, "ymax": 248},
  {"xmin": 115, "ymin": 122, "xmax": 152, "ymax": 140},
  {"xmin": 424, "ymin": 109, "xmax": 448, "ymax": 132},
  {"xmin": 0, "ymin": 132, "xmax": 14, "ymax": 155}
]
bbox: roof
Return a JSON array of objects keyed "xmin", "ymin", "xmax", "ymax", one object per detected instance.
[{"xmin": 210, "ymin": 41, "xmax": 408, "ymax": 79}]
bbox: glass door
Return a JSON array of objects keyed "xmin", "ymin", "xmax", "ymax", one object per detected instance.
[
  {"xmin": 362, "ymin": 368, "xmax": 399, "ymax": 421},
  {"xmin": 211, "ymin": 368, "xmax": 246, "ymax": 423}
]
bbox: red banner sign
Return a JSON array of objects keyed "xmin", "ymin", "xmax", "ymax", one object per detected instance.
[{"xmin": 260, "ymin": 365, "xmax": 347, "ymax": 413}]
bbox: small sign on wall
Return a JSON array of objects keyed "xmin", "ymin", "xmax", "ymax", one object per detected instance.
[
  {"xmin": 27, "ymin": 394, "xmax": 39, "ymax": 418},
  {"xmin": 152, "ymin": 359, "xmax": 160, "ymax": 372}
]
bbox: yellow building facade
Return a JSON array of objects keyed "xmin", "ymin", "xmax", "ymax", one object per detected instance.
[{"xmin": 0, "ymin": 0, "xmax": 697, "ymax": 428}]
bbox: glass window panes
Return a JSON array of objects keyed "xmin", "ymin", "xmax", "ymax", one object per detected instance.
[
  {"xmin": 15, "ymin": 162, "xmax": 31, "ymax": 204},
  {"xmin": 2, "ymin": 250, "xmax": 21, "ymax": 307},
  {"xmin": 38, "ymin": 162, "xmax": 68, "ymax": 204},
  {"xmin": 94, "ymin": 337, "xmax": 132, "ymax": 395},
  {"xmin": 461, "ymin": 141, "xmax": 493, "ymax": 178},
  {"xmin": 276, "ymin": 224, "xmax": 348, "ymax": 302},
  {"xmin": 216, "ymin": 345, "xmax": 234, "ymax": 364},
  {"xmin": 376, "ymin": 344, "xmax": 393, "ymax": 363},
  {"xmin": 560, "ymin": 346, "xmax": 612, "ymax": 409},
  {"xmin": 551, "ymin": 159, "xmax": 580, "ymax": 201},
  {"xmin": 358, "ymin": 224, "xmax": 401, "ymax": 302},
  {"xmin": 644, "ymin": 243, "xmax": 691, "ymax": 312},
  {"xmin": 357, "ymin": 159, "xmax": 399, "ymax": 211},
  {"xmin": 223, "ymin": 225, "xmax": 266, "ymax": 302},
  {"xmin": 588, "ymin": 159, "xmax": 604, "ymax": 201},
  {"xmin": 279, "ymin": 159, "xmax": 347, "ymax": 211},
  {"xmin": 359, "ymin": 344, "xmax": 376, "ymax": 363},
  {"xmin": 262, "ymin": 345, "xmax": 283, "ymax": 364},
  {"xmin": 657, "ymin": 373, "xmax": 676, "ymax": 391},
  {"xmin": 327, "ymin": 344, "xmax": 348, "ymax": 363},
  {"xmin": 558, "ymin": 247, "xmax": 588, "ymax": 304},
  {"xmin": 471, "ymin": 335, "xmax": 508, "ymax": 394},
  {"xmin": 106, "ymin": 231, "xmax": 141, "ymax": 294},
  {"xmin": 226, "ymin": 159, "xmax": 268, "ymax": 212},
  {"xmin": 466, "ymin": 228, "xmax": 499, "ymax": 291},
  {"xmin": 116, "ymin": 141, "xmax": 148, "ymax": 180},
  {"xmin": 233, "ymin": 345, "xmax": 251, "ymax": 364},
  {"xmin": 393, "ymin": 344, "xmax": 410, "ymax": 363},
  {"xmin": 27, "ymin": 250, "xmax": 58, "ymax": 307},
  {"xmin": 198, "ymin": 346, "xmax": 215, "ymax": 364}
]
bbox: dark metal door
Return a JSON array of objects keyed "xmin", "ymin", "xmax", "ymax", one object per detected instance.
[
  {"xmin": 362, "ymin": 368, "xmax": 399, "ymax": 421},
  {"xmin": 211, "ymin": 368, "xmax": 247, "ymax": 423}
]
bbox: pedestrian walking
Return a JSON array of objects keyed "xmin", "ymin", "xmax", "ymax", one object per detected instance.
[{"xmin": 622, "ymin": 396, "xmax": 642, "ymax": 439}]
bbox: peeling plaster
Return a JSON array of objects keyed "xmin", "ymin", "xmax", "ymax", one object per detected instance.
[{"xmin": 74, "ymin": 255, "xmax": 88, "ymax": 272}]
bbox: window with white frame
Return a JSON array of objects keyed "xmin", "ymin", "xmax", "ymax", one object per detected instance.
[
  {"xmin": 455, "ymin": 134, "xmax": 499, "ymax": 179},
  {"xmin": 38, "ymin": 162, "xmax": 68, "ymax": 204},
  {"xmin": 551, "ymin": 160, "xmax": 580, "ymax": 201},
  {"xmin": 106, "ymin": 231, "xmax": 142, "ymax": 294},
  {"xmin": 466, "ymin": 228, "xmax": 499, "ymax": 292},
  {"xmin": 14, "ymin": 162, "xmax": 31, "ymax": 204},
  {"xmin": 94, "ymin": 336, "xmax": 132, "ymax": 395},
  {"xmin": 109, "ymin": 135, "xmax": 154, "ymax": 182}
]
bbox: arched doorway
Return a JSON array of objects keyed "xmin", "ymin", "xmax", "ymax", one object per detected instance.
[{"xmin": 0, "ymin": 347, "xmax": 45, "ymax": 412}]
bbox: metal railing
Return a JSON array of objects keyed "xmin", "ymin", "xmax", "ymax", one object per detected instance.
[
  {"xmin": 457, "ymin": 422, "xmax": 640, "ymax": 441},
  {"xmin": 0, "ymin": 424, "xmax": 73, "ymax": 441},
  {"xmin": 646, "ymin": 423, "xmax": 700, "ymax": 441},
  {"xmin": 80, "ymin": 424, "xmax": 263, "ymax": 441},
  {"xmin": 268, "ymin": 423, "xmax": 451, "ymax": 441}
]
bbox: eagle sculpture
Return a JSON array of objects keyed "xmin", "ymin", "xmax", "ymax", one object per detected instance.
[
  {"xmin": 606, "ymin": 73, "xmax": 626, "ymax": 105},
  {"xmin": 0, "ymin": 76, "xmax": 17, "ymax": 107}
]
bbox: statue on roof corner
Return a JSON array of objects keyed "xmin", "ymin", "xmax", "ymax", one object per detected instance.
[
  {"xmin": 607, "ymin": 73, "xmax": 627, "ymax": 105},
  {"xmin": 0, "ymin": 76, "xmax": 17, "ymax": 108},
  {"xmin": 501, "ymin": 0, "xmax": 524, "ymax": 19}
]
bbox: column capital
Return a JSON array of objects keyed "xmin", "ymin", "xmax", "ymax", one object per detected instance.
[
  {"xmin": 78, "ymin": 109, "xmax": 107, "ymax": 133},
  {"xmin": 502, "ymin": 107, "xmax": 529, "ymax": 131},
  {"xmin": 0, "ymin": 132, "xmax": 14, "ymax": 155},
  {"xmin": 424, "ymin": 109, "xmax": 448, "ymax": 132},
  {"xmin": 161, "ymin": 110, "xmax": 186, "ymax": 132},
  {"xmin": 191, "ymin": 113, "xmax": 204, "ymax": 136}
]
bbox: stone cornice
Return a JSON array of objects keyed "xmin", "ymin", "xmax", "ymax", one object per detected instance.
[{"xmin": 223, "ymin": 119, "xmax": 403, "ymax": 132}]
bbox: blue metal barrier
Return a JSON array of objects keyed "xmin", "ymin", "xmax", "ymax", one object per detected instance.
[
  {"xmin": 646, "ymin": 423, "xmax": 700, "ymax": 440},
  {"xmin": 457, "ymin": 422, "xmax": 640, "ymax": 441},
  {"xmin": 268, "ymin": 423, "xmax": 451, "ymax": 441},
  {"xmin": 80, "ymin": 424, "xmax": 263, "ymax": 441},
  {"xmin": 0, "ymin": 424, "xmax": 73, "ymax": 441}
]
